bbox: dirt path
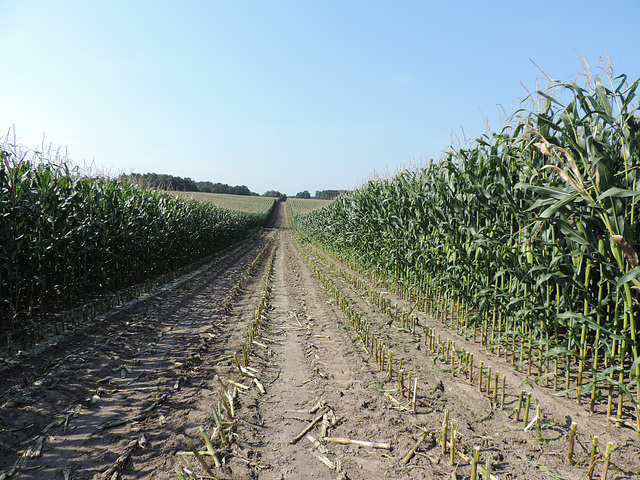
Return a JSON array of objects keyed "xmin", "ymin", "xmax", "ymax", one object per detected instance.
[
  {"xmin": 1, "ymin": 204, "xmax": 639, "ymax": 480},
  {"xmin": 231, "ymin": 222, "xmax": 412, "ymax": 479}
]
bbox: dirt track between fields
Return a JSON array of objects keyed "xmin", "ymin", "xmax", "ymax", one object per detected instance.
[{"xmin": 1, "ymin": 203, "xmax": 639, "ymax": 479}]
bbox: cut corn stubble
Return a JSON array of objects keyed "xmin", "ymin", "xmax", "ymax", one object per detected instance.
[{"xmin": 323, "ymin": 437, "xmax": 390, "ymax": 450}]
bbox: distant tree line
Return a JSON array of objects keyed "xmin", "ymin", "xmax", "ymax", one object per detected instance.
[
  {"xmin": 120, "ymin": 172, "xmax": 258, "ymax": 196},
  {"xmin": 263, "ymin": 190, "xmax": 287, "ymax": 201},
  {"xmin": 292, "ymin": 190, "xmax": 348, "ymax": 200},
  {"xmin": 271, "ymin": 190, "xmax": 348, "ymax": 201},
  {"xmin": 119, "ymin": 173, "xmax": 345, "ymax": 200},
  {"xmin": 314, "ymin": 189, "xmax": 345, "ymax": 200},
  {"xmin": 198, "ymin": 181, "xmax": 256, "ymax": 196}
]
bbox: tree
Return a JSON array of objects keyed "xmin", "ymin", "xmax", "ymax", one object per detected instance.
[
  {"xmin": 314, "ymin": 189, "xmax": 344, "ymax": 200},
  {"xmin": 295, "ymin": 190, "xmax": 311, "ymax": 199},
  {"xmin": 119, "ymin": 173, "xmax": 258, "ymax": 195},
  {"xmin": 263, "ymin": 190, "xmax": 287, "ymax": 201}
]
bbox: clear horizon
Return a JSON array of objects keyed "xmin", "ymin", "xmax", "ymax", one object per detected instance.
[{"xmin": 1, "ymin": 0, "xmax": 639, "ymax": 196}]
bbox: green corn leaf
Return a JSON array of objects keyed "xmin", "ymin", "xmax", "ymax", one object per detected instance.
[
  {"xmin": 615, "ymin": 266, "xmax": 640, "ymax": 288},
  {"xmin": 538, "ymin": 191, "xmax": 580, "ymax": 219},
  {"xmin": 629, "ymin": 356, "xmax": 640, "ymax": 379},
  {"xmin": 515, "ymin": 183, "xmax": 570, "ymax": 200},
  {"xmin": 597, "ymin": 187, "xmax": 640, "ymax": 202}
]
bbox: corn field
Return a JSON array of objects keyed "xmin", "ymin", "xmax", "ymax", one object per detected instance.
[
  {"xmin": 293, "ymin": 73, "xmax": 640, "ymax": 431},
  {"xmin": 0, "ymin": 143, "xmax": 275, "ymax": 335},
  {"xmin": 169, "ymin": 191, "xmax": 278, "ymax": 215},
  {"xmin": 287, "ymin": 198, "xmax": 335, "ymax": 216}
]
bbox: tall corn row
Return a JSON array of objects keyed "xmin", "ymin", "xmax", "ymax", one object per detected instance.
[
  {"xmin": 1, "ymin": 144, "xmax": 273, "ymax": 333},
  {"xmin": 293, "ymin": 73, "xmax": 640, "ymax": 430}
]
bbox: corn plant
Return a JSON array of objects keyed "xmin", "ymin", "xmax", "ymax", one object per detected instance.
[
  {"xmin": 517, "ymin": 73, "xmax": 640, "ymax": 423},
  {"xmin": 0, "ymin": 141, "xmax": 274, "ymax": 338},
  {"xmin": 293, "ymin": 72, "xmax": 640, "ymax": 430}
]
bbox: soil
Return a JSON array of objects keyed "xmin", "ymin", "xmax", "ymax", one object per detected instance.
[{"xmin": 1, "ymin": 203, "xmax": 639, "ymax": 480}]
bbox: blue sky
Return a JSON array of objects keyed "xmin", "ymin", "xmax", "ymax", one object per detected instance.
[{"xmin": 1, "ymin": 1, "xmax": 639, "ymax": 195}]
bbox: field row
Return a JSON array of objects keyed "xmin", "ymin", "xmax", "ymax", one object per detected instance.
[
  {"xmin": 169, "ymin": 191, "xmax": 277, "ymax": 215},
  {"xmin": 293, "ymin": 230, "xmax": 640, "ymax": 479},
  {"xmin": 0, "ymin": 221, "xmax": 279, "ymax": 478},
  {"xmin": 292, "ymin": 74, "xmax": 640, "ymax": 433}
]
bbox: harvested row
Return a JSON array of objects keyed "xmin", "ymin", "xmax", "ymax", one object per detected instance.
[
  {"xmin": 294, "ymin": 228, "xmax": 640, "ymax": 479},
  {"xmin": 2, "ymin": 198, "xmax": 638, "ymax": 479},
  {"xmin": 232, "ymin": 215, "xmax": 430, "ymax": 479},
  {"xmin": 174, "ymin": 236, "xmax": 278, "ymax": 479},
  {"xmin": 0, "ymin": 223, "xmax": 277, "ymax": 479}
]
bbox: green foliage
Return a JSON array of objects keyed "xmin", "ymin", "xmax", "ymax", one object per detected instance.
[
  {"xmin": 1, "ymin": 147, "xmax": 272, "ymax": 330},
  {"xmin": 263, "ymin": 190, "xmax": 287, "ymax": 201},
  {"xmin": 195, "ymin": 181, "xmax": 256, "ymax": 196},
  {"xmin": 169, "ymin": 191, "xmax": 277, "ymax": 215},
  {"xmin": 293, "ymin": 73, "xmax": 640, "ymax": 422},
  {"xmin": 120, "ymin": 172, "xmax": 257, "ymax": 195},
  {"xmin": 288, "ymin": 198, "xmax": 334, "ymax": 216},
  {"xmin": 315, "ymin": 189, "xmax": 345, "ymax": 200}
]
